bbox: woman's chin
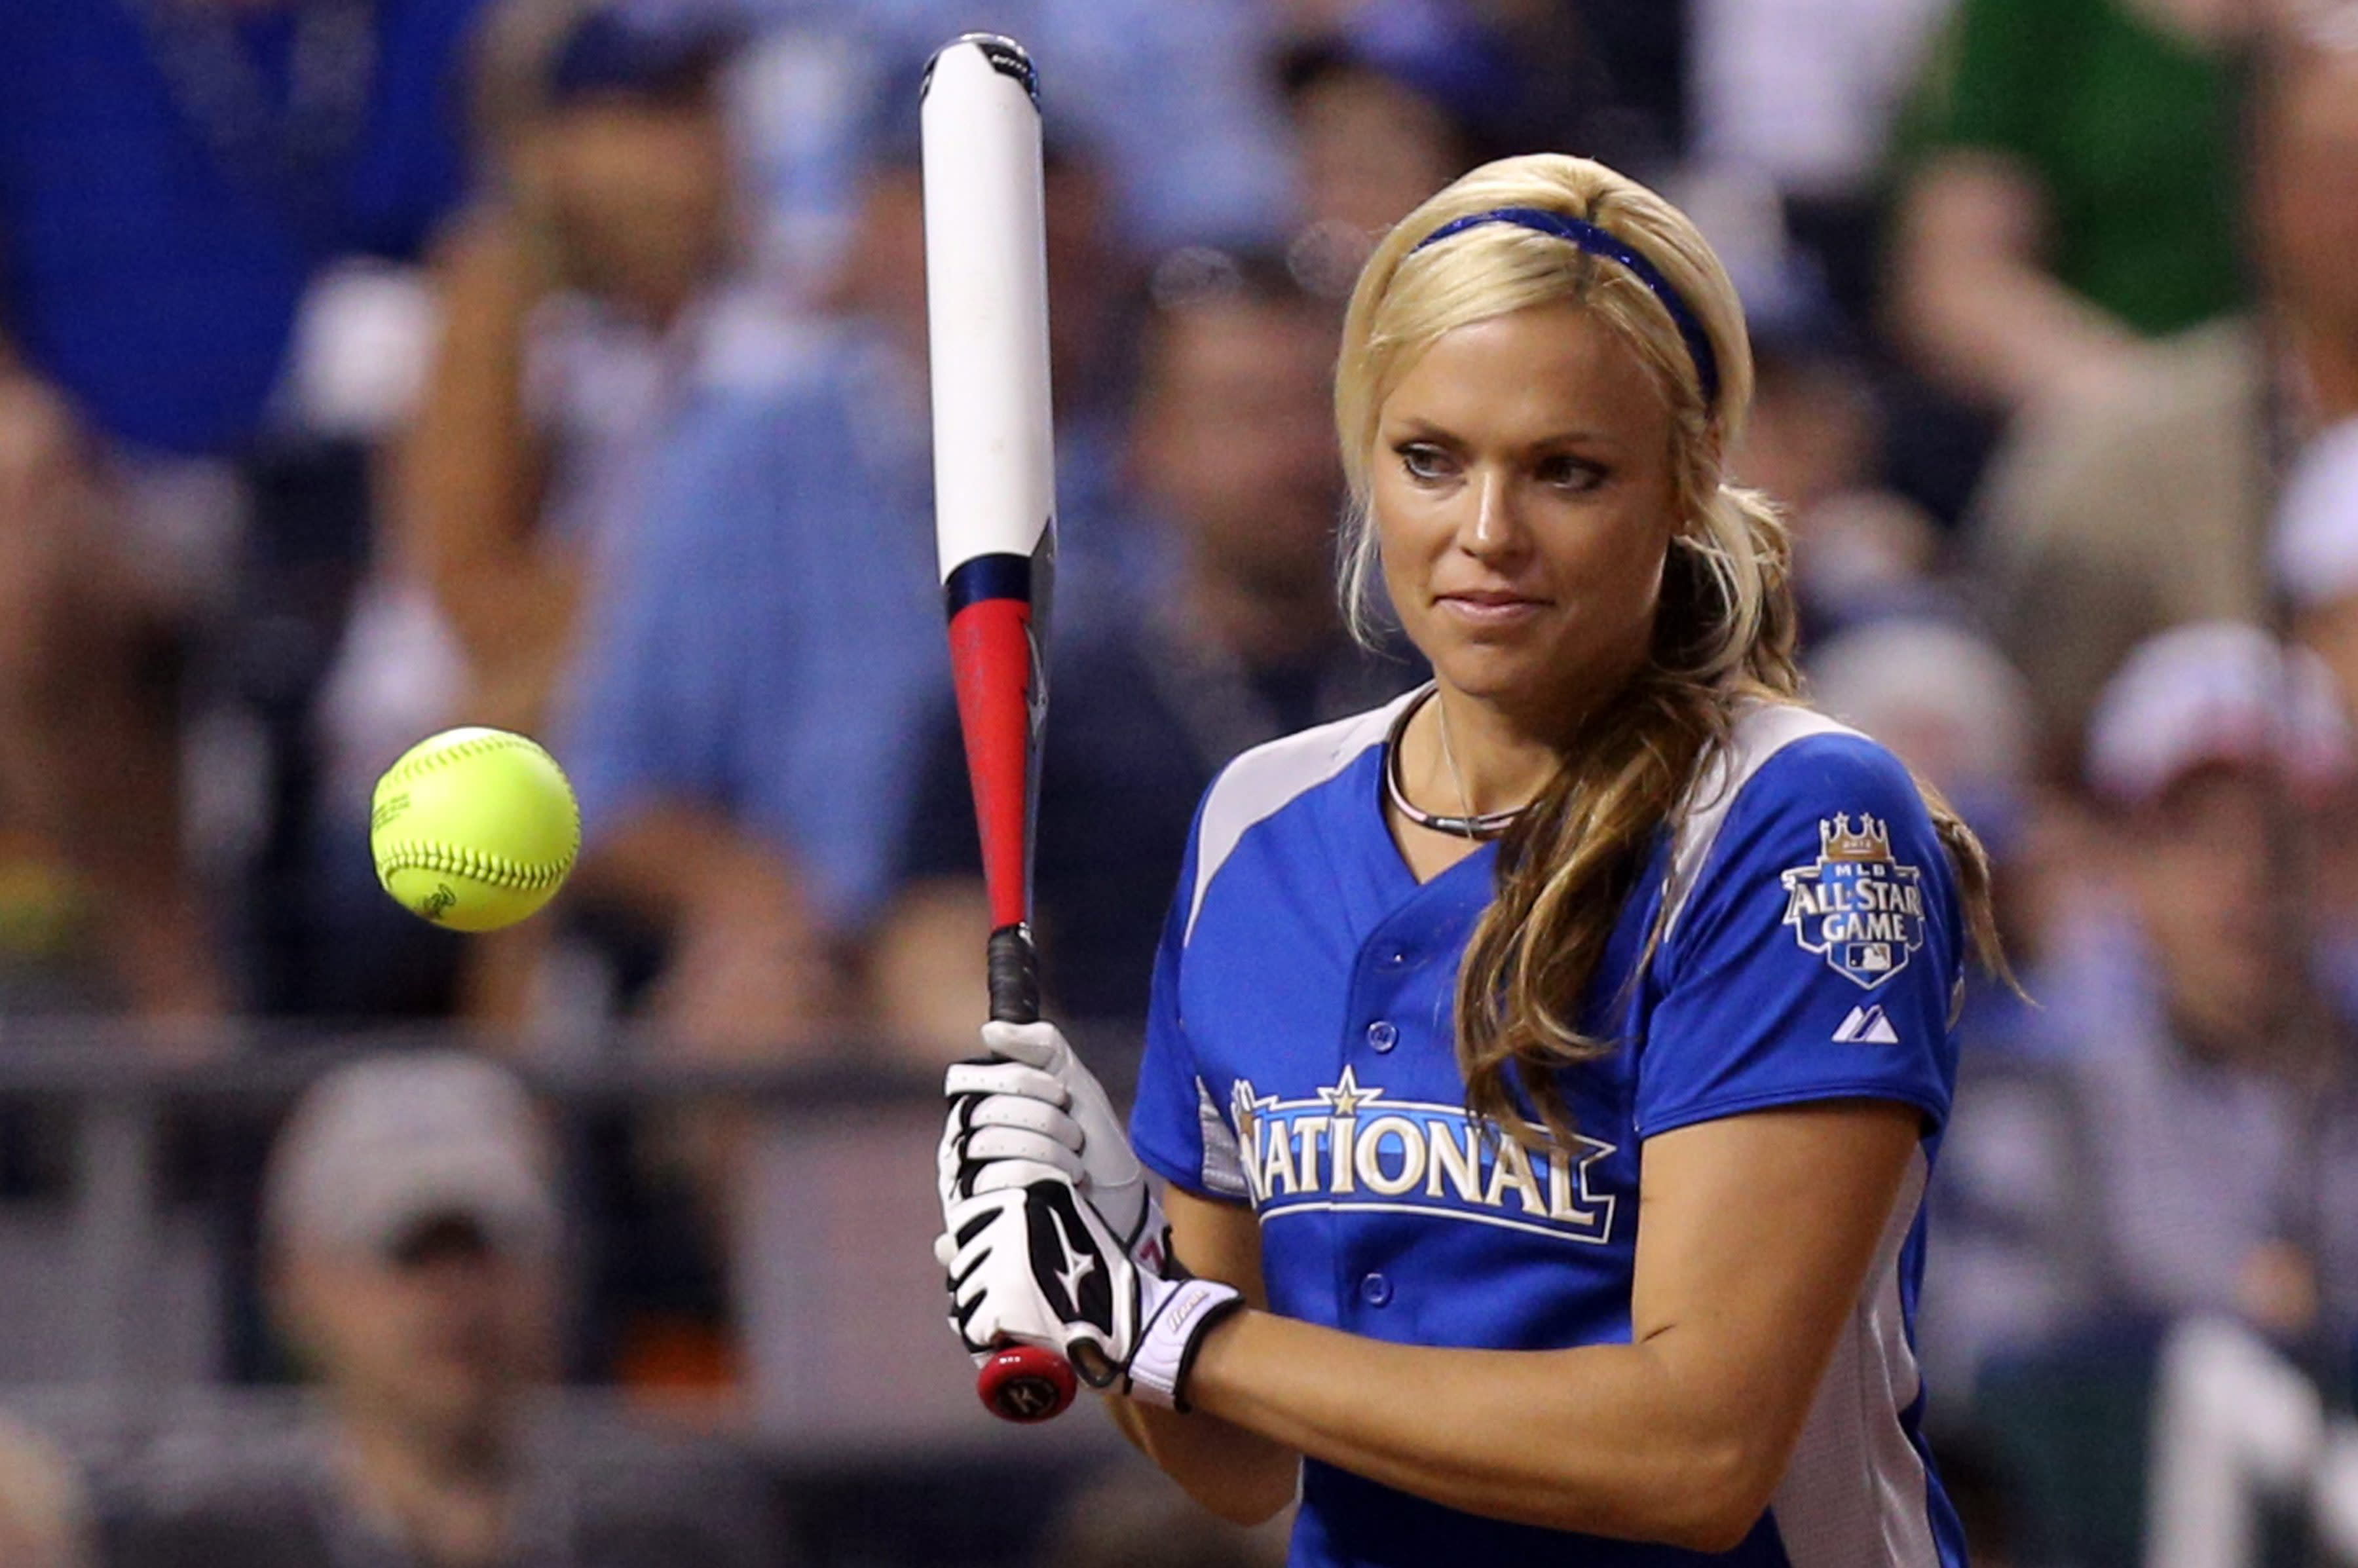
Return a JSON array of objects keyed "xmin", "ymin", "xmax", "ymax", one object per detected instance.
[
  {"xmin": 1429, "ymin": 645, "xmax": 1558, "ymax": 705},
  {"xmin": 1429, "ymin": 637, "xmax": 1638, "ymax": 724}
]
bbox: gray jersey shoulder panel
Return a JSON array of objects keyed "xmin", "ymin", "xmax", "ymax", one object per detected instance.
[
  {"xmin": 1661, "ymin": 703, "xmax": 1863, "ymax": 943},
  {"xmin": 1193, "ymin": 1075, "xmax": 1250, "ymax": 1199},
  {"xmin": 1186, "ymin": 690, "xmax": 1417, "ymax": 941}
]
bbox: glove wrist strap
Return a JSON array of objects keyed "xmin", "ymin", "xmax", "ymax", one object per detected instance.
[
  {"xmin": 1125, "ymin": 1278, "xmax": 1244, "ymax": 1413},
  {"xmin": 1128, "ymin": 1194, "xmax": 1176, "ymax": 1277}
]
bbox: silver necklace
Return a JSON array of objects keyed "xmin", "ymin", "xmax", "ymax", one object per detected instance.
[{"xmin": 1383, "ymin": 686, "xmax": 1529, "ymax": 840}]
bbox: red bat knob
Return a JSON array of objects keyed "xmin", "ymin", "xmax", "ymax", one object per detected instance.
[{"xmin": 977, "ymin": 1345, "xmax": 1076, "ymax": 1422}]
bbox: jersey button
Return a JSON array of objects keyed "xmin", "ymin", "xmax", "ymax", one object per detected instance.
[
  {"xmin": 1378, "ymin": 947, "xmax": 1408, "ymax": 969},
  {"xmin": 1360, "ymin": 1272, "xmax": 1394, "ymax": 1307},
  {"xmin": 1365, "ymin": 1020, "xmax": 1398, "ymax": 1053}
]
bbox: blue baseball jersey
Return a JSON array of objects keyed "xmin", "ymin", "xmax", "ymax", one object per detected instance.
[{"xmin": 1130, "ymin": 695, "xmax": 1970, "ymax": 1568}]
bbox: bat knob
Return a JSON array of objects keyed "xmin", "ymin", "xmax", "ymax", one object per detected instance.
[{"xmin": 977, "ymin": 1345, "xmax": 1076, "ymax": 1422}]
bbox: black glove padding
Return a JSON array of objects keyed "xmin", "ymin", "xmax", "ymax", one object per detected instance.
[{"xmin": 938, "ymin": 1174, "xmax": 1241, "ymax": 1410}]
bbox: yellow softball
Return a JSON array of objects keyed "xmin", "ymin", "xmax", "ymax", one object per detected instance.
[{"xmin": 369, "ymin": 728, "xmax": 582, "ymax": 933}]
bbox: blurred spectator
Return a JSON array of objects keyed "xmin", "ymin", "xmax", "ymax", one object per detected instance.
[
  {"xmin": 1694, "ymin": 0, "xmax": 1955, "ymax": 206},
  {"xmin": 1270, "ymin": 0, "xmax": 1691, "ymax": 179},
  {"xmin": 1273, "ymin": 1, "xmax": 1632, "ymax": 295},
  {"xmin": 1969, "ymin": 31, "xmax": 2358, "ymax": 775},
  {"xmin": 0, "ymin": 0, "xmax": 489, "ymax": 1018},
  {"xmin": 316, "ymin": 0, "xmax": 752, "ymax": 1022},
  {"xmin": 2272, "ymin": 409, "xmax": 2358, "ymax": 703},
  {"xmin": 394, "ymin": 0, "xmax": 747, "ymax": 740},
  {"xmin": 1926, "ymin": 624, "xmax": 2358, "ymax": 1396},
  {"xmin": 875, "ymin": 249, "xmax": 1414, "ymax": 1060},
  {"xmin": 0, "ymin": 1416, "xmax": 91, "ymax": 1568},
  {"xmin": 557, "ymin": 113, "xmax": 1137, "ymax": 1055},
  {"xmin": 1275, "ymin": 5, "xmax": 1499, "ymax": 286},
  {"xmin": 1890, "ymin": 0, "xmax": 2256, "ymax": 413},
  {"xmin": 732, "ymin": 1, "xmax": 1290, "ymax": 293},
  {"xmin": 109, "ymin": 1052, "xmax": 787, "ymax": 1568},
  {"xmin": 2070, "ymin": 624, "xmax": 2358, "ymax": 1332},
  {"xmin": 1810, "ymin": 621, "xmax": 2034, "ymax": 838},
  {"xmin": 1691, "ymin": 172, "xmax": 1946, "ymax": 640},
  {"xmin": 544, "ymin": 111, "xmax": 1104, "ymax": 1397},
  {"xmin": 1693, "ymin": 0, "xmax": 1956, "ymax": 316},
  {"xmin": 2270, "ymin": 416, "xmax": 2358, "ymax": 1026}
]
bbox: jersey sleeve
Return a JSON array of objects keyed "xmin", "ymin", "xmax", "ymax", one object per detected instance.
[
  {"xmin": 1635, "ymin": 735, "xmax": 1963, "ymax": 1140},
  {"xmin": 1127, "ymin": 798, "xmax": 1250, "ymax": 1203}
]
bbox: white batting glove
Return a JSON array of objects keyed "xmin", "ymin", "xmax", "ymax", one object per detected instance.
[
  {"xmin": 940, "ymin": 1020, "xmax": 1172, "ymax": 1274},
  {"xmin": 935, "ymin": 1174, "xmax": 1241, "ymax": 1411}
]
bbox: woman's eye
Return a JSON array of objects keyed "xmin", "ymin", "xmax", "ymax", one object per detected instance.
[
  {"xmin": 1535, "ymin": 455, "xmax": 1605, "ymax": 492},
  {"xmin": 1397, "ymin": 443, "xmax": 1453, "ymax": 482}
]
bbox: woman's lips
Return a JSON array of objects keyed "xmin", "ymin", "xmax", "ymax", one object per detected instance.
[{"xmin": 1436, "ymin": 591, "xmax": 1548, "ymax": 627}]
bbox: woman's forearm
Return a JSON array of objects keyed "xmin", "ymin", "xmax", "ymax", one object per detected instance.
[
  {"xmin": 1103, "ymin": 1393, "xmax": 1300, "ymax": 1527},
  {"xmin": 1182, "ymin": 1312, "xmax": 1766, "ymax": 1552},
  {"xmin": 1102, "ymin": 1187, "xmax": 1303, "ymax": 1525}
]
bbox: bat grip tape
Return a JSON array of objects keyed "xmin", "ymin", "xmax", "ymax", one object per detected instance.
[{"xmin": 986, "ymin": 924, "xmax": 1040, "ymax": 1025}]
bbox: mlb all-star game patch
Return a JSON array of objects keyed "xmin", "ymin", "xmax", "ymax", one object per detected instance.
[{"xmin": 1779, "ymin": 813, "xmax": 1926, "ymax": 990}]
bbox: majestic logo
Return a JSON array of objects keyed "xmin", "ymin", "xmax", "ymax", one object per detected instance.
[
  {"xmin": 1781, "ymin": 814, "xmax": 1925, "ymax": 990},
  {"xmin": 1833, "ymin": 1003, "xmax": 1899, "ymax": 1044},
  {"xmin": 1229, "ymin": 1070, "xmax": 1618, "ymax": 1244}
]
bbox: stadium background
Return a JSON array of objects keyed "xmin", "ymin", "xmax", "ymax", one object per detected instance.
[{"xmin": 0, "ymin": 0, "xmax": 2354, "ymax": 1563}]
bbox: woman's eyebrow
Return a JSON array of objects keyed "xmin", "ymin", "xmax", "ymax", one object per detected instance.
[
  {"xmin": 1382, "ymin": 417, "xmax": 1460, "ymax": 443},
  {"xmin": 1381, "ymin": 411, "xmax": 1630, "ymax": 455},
  {"xmin": 1522, "ymin": 428, "xmax": 1617, "ymax": 451}
]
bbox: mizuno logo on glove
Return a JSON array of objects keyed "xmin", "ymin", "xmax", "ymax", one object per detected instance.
[
  {"xmin": 1026, "ymin": 1182, "xmax": 1114, "ymax": 1330},
  {"xmin": 1049, "ymin": 1202, "xmax": 1096, "ymax": 1305}
]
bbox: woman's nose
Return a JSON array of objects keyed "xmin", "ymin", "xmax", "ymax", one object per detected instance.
[{"xmin": 1456, "ymin": 468, "xmax": 1526, "ymax": 563}]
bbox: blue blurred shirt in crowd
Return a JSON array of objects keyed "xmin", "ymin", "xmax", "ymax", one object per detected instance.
[
  {"xmin": 562, "ymin": 324, "xmax": 1142, "ymax": 931},
  {"xmin": 0, "ymin": 0, "xmax": 483, "ymax": 455},
  {"xmin": 734, "ymin": 0, "xmax": 1290, "ymax": 271}
]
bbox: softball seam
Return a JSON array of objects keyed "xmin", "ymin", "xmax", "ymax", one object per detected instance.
[
  {"xmin": 375, "ymin": 842, "xmax": 575, "ymax": 891},
  {"xmin": 381, "ymin": 732, "xmax": 551, "ymax": 787}
]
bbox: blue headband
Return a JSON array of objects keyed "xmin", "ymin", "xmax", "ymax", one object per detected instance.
[{"xmin": 1411, "ymin": 206, "xmax": 1722, "ymax": 408}]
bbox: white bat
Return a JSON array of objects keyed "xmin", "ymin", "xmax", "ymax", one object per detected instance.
[{"xmin": 921, "ymin": 32, "xmax": 1073, "ymax": 1425}]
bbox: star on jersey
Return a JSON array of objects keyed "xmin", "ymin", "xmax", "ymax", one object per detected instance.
[
  {"xmin": 1317, "ymin": 1066, "xmax": 1381, "ymax": 1117},
  {"xmin": 1229, "ymin": 1073, "xmax": 1619, "ymax": 1244}
]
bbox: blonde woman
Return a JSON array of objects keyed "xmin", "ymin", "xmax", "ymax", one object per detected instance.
[{"xmin": 938, "ymin": 153, "xmax": 2000, "ymax": 1566}]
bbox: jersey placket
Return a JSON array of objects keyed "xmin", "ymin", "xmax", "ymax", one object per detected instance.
[{"xmin": 1329, "ymin": 857, "xmax": 1492, "ymax": 1336}]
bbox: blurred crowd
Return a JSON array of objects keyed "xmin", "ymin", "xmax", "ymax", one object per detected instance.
[{"xmin": 3, "ymin": 0, "xmax": 2358, "ymax": 1563}]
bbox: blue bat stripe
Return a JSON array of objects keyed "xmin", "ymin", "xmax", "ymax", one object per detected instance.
[{"xmin": 944, "ymin": 551, "xmax": 1036, "ymax": 619}]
